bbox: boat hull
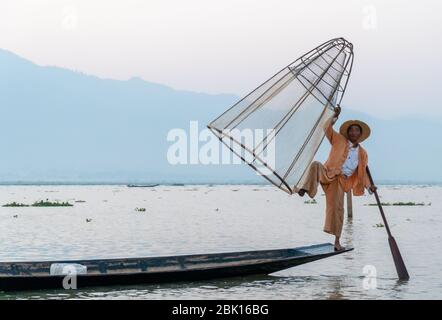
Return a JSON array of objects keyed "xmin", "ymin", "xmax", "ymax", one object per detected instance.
[{"xmin": 0, "ymin": 243, "xmax": 352, "ymax": 291}]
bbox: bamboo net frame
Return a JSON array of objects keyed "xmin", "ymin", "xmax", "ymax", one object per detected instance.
[{"xmin": 208, "ymin": 38, "xmax": 354, "ymax": 194}]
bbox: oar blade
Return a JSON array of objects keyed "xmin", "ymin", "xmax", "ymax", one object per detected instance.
[{"xmin": 388, "ymin": 236, "xmax": 410, "ymax": 280}]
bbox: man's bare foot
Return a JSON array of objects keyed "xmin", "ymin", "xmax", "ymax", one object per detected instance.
[
  {"xmin": 297, "ymin": 189, "xmax": 307, "ymax": 197},
  {"xmin": 334, "ymin": 242, "xmax": 343, "ymax": 251}
]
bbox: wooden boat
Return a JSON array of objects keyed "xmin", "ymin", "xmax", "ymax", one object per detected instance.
[
  {"xmin": 127, "ymin": 184, "xmax": 160, "ymax": 188},
  {"xmin": 0, "ymin": 243, "xmax": 352, "ymax": 291}
]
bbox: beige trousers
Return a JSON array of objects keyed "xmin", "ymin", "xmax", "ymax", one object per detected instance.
[{"xmin": 301, "ymin": 161, "xmax": 345, "ymax": 237}]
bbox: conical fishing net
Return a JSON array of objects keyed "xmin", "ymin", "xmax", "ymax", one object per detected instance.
[{"xmin": 208, "ymin": 38, "xmax": 354, "ymax": 194}]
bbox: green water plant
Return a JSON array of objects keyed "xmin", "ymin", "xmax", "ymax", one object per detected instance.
[
  {"xmin": 365, "ymin": 202, "xmax": 426, "ymax": 206},
  {"xmin": 374, "ymin": 223, "xmax": 385, "ymax": 228},
  {"xmin": 32, "ymin": 200, "xmax": 73, "ymax": 207},
  {"xmin": 2, "ymin": 202, "xmax": 29, "ymax": 207}
]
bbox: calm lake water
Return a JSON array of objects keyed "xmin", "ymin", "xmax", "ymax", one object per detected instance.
[{"xmin": 0, "ymin": 185, "xmax": 440, "ymax": 300}]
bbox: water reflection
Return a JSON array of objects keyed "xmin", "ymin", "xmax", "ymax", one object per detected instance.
[
  {"xmin": 325, "ymin": 277, "xmax": 346, "ymax": 300},
  {"xmin": 344, "ymin": 216, "xmax": 354, "ymax": 254}
]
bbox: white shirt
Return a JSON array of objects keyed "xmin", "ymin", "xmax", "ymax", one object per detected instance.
[{"xmin": 341, "ymin": 141, "xmax": 359, "ymax": 177}]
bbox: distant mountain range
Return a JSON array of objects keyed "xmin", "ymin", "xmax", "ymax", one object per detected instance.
[{"xmin": 0, "ymin": 48, "xmax": 440, "ymax": 184}]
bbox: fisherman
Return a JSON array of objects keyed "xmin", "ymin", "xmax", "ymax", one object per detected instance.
[{"xmin": 297, "ymin": 106, "xmax": 376, "ymax": 251}]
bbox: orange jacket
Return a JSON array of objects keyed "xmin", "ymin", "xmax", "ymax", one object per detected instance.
[{"xmin": 323, "ymin": 118, "xmax": 371, "ymax": 196}]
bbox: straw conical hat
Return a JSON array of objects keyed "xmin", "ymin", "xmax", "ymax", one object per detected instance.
[{"xmin": 339, "ymin": 120, "xmax": 371, "ymax": 142}]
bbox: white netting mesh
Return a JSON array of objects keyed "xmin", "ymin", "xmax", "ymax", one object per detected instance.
[{"xmin": 208, "ymin": 38, "xmax": 354, "ymax": 194}]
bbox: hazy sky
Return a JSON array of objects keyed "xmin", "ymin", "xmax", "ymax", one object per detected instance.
[{"xmin": 1, "ymin": 0, "xmax": 441, "ymax": 119}]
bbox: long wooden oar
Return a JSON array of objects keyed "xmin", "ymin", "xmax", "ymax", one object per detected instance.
[{"xmin": 366, "ymin": 166, "xmax": 410, "ymax": 280}]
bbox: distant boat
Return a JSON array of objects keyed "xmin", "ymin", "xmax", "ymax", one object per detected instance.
[
  {"xmin": 127, "ymin": 184, "xmax": 159, "ymax": 188},
  {"xmin": 0, "ymin": 243, "xmax": 352, "ymax": 291}
]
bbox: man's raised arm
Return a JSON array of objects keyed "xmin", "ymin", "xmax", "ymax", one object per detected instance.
[{"xmin": 323, "ymin": 105, "xmax": 341, "ymax": 143}]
